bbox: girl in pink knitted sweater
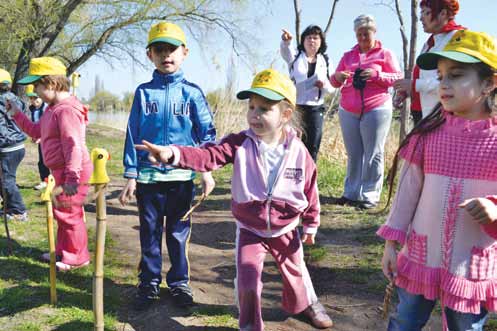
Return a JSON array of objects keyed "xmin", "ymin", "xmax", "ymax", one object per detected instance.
[
  {"xmin": 7, "ymin": 57, "xmax": 92, "ymax": 272},
  {"xmin": 378, "ymin": 30, "xmax": 497, "ymax": 330}
]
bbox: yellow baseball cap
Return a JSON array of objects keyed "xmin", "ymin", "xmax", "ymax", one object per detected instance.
[
  {"xmin": 237, "ymin": 69, "xmax": 296, "ymax": 107},
  {"xmin": 25, "ymin": 84, "xmax": 37, "ymax": 97},
  {"xmin": 147, "ymin": 22, "xmax": 187, "ymax": 48},
  {"xmin": 18, "ymin": 57, "xmax": 67, "ymax": 85},
  {"xmin": 417, "ymin": 30, "xmax": 497, "ymax": 70},
  {"xmin": 0, "ymin": 69, "xmax": 12, "ymax": 84}
]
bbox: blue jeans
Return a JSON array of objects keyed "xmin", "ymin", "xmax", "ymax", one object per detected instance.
[
  {"xmin": 338, "ymin": 104, "xmax": 392, "ymax": 204},
  {"xmin": 0, "ymin": 148, "xmax": 26, "ymax": 215},
  {"xmin": 136, "ymin": 180, "xmax": 195, "ymax": 289},
  {"xmin": 388, "ymin": 287, "xmax": 488, "ymax": 331}
]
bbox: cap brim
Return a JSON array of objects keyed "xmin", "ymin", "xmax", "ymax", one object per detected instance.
[
  {"xmin": 147, "ymin": 37, "xmax": 183, "ymax": 48},
  {"xmin": 417, "ymin": 51, "xmax": 482, "ymax": 70},
  {"xmin": 26, "ymin": 93, "xmax": 38, "ymax": 97},
  {"xmin": 236, "ymin": 87, "xmax": 285, "ymax": 102},
  {"xmin": 0, "ymin": 80, "xmax": 11, "ymax": 84},
  {"xmin": 18, "ymin": 75, "xmax": 43, "ymax": 85}
]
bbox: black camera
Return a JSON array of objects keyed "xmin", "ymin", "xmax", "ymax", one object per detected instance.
[{"xmin": 352, "ymin": 68, "xmax": 367, "ymax": 90}]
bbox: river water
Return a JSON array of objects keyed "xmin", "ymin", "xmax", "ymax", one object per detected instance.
[{"xmin": 88, "ymin": 110, "xmax": 129, "ymax": 132}]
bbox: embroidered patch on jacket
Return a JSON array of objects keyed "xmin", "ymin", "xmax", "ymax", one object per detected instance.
[{"xmin": 284, "ymin": 168, "xmax": 303, "ymax": 181}]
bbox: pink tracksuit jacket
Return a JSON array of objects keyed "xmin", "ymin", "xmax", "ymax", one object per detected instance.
[{"xmin": 171, "ymin": 126, "xmax": 320, "ymax": 237}]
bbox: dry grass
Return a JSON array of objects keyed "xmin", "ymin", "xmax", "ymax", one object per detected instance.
[{"xmin": 212, "ymin": 100, "xmax": 402, "ymax": 170}]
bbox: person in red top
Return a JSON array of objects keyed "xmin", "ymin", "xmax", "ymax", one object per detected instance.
[
  {"xmin": 394, "ymin": 0, "xmax": 465, "ymax": 125},
  {"xmin": 7, "ymin": 57, "xmax": 93, "ymax": 272}
]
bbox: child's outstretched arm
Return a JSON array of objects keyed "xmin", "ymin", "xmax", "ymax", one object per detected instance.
[
  {"xmin": 6, "ymin": 98, "xmax": 41, "ymax": 139},
  {"xmin": 135, "ymin": 140, "xmax": 173, "ymax": 164}
]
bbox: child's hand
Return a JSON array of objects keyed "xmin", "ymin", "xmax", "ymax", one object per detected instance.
[
  {"xmin": 119, "ymin": 178, "xmax": 136, "ymax": 206},
  {"xmin": 201, "ymin": 172, "xmax": 215, "ymax": 196},
  {"xmin": 62, "ymin": 183, "xmax": 78, "ymax": 196},
  {"xmin": 382, "ymin": 240, "xmax": 398, "ymax": 282},
  {"xmin": 281, "ymin": 28, "xmax": 293, "ymax": 42},
  {"xmin": 5, "ymin": 98, "xmax": 21, "ymax": 116},
  {"xmin": 135, "ymin": 140, "xmax": 173, "ymax": 164},
  {"xmin": 301, "ymin": 233, "xmax": 315, "ymax": 245},
  {"xmin": 460, "ymin": 198, "xmax": 497, "ymax": 225}
]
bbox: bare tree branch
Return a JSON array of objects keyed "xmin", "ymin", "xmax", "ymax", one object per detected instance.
[
  {"xmin": 323, "ymin": 0, "xmax": 339, "ymax": 35},
  {"xmin": 292, "ymin": 0, "xmax": 301, "ymax": 44}
]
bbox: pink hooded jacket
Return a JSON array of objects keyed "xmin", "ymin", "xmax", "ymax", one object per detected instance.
[
  {"xmin": 13, "ymin": 96, "xmax": 91, "ymax": 185},
  {"xmin": 170, "ymin": 127, "xmax": 320, "ymax": 237},
  {"xmin": 330, "ymin": 41, "xmax": 403, "ymax": 114}
]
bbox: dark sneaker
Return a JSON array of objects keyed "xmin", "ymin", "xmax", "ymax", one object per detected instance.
[
  {"xmin": 170, "ymin": 286, "xmax": 193, "ymax": 307},
  {"xmin": 355, "ymin": 201, "xmax": 377, "ymax": 210},
  {"xmin": 334, "ymin": 196, "xmax": 358, "ymax": 206},
  {"xmin": 133, "ymin": 284, "xmax": 160, "ymax": 311},
  {"xmin": 302, "ymin": 302, "xmax": 333, "ymax": 329}
]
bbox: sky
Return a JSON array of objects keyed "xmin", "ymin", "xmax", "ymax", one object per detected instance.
[{"xmin": 76, "ymin": 0, "xmax": 497, "ymax": 101}]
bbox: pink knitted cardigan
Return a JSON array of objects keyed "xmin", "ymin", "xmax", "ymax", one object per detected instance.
[{"xmin": 377, "ymin": 111, "xmax": 497, "ymax": 315}]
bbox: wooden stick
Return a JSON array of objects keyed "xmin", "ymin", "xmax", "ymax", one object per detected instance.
[
  {"xmin": 41, "ymin": 175, "xmax": 57, "ymax": 305},
  {"xmin": 93, "ymin": 183, "xmax": 107, "ymax": 331},
  {"xmin": 382, "ymin": 280, "xmax": 395, "ymax": 319},
  {"xmin": 46, "ymin": 195, "xmax": 57, "ymax": 305},
  {"xmin": 180, "ymin": 193, "xmax": 206, "ymax": 221}
]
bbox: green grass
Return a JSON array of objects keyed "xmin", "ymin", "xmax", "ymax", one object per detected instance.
[{"xmin": 0, "ymin": 124, "xmax": 127, "ymax": 331}]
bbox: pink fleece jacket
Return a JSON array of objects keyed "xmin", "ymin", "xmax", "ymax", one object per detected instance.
[
  {"xmin": 13, "ymin": 96, "xmax": 91, "ymax": 185},
  {"xmin": 170, "ymin": 127, "xmax": 320, "ymax": 237},
  {"xmin": 330, "ymin": 41, "xmax": 403, "ymax": 114}
]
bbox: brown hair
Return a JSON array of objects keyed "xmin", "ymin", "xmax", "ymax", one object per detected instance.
[
  {"xmin": 385, "ymin": 61, "xmax": 496, "ymax": 209},
  {"xmin": 37, "ymin": 75, "xmax": 70, "ymax": 92}
]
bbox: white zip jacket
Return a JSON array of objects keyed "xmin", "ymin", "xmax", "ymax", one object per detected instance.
[
  {"xmin": 416, "ymin": 31, "xmax": 458, "ymax": 118},
  {"xmin": 280, "ymin": 40, "xmax": 335, "ymax": 106}
]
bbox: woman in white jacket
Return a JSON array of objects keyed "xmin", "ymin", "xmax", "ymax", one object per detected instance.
[{"xmin": 280, "ymin": 25, "xmax": 334, "ymax": 161}]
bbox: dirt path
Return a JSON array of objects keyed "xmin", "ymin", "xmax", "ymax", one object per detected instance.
[{"xmin": 93, "ymin": 180, "xmax": 441, "ymax": 331}]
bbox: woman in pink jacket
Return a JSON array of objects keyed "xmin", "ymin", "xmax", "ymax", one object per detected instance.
[
  {"xmin": 330, "ymin": 14, "xmax": 403, "ymax": 209},
  {"xmin": 8, "ymin": 57, "xmax": 93, "ymax": 271}
]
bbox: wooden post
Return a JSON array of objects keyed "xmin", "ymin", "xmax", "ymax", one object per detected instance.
[
  {"xmin": 40, "ymin": 175, "xmax": 57, "ymax": 305},
  {"xmin": 88, "ymin": 148, "xmax": 110, "ymax": 331}
]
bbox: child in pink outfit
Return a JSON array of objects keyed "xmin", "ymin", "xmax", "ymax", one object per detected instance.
[
  {"xmin": 8, "ymin": 57, "xmax": 92, "ymax": 271},
  {"xmin": 378, "ymin": 30, "xmax": 497, "ymax": 330},
  {"xmin": 136, "ymin": 69, "xmax": 333, "ymax": 330}
]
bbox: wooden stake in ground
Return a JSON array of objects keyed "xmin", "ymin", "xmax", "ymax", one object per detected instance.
[
  {"xmin": 0, "ymin": 164, "xmax": 12, "ymax": 255},
  {"xmin": 40, "ymin": 175, "xmax": 57, "ymax": 305},
  {"xmin": 88, "ymin": 148, "xmax": 110, "ymax": 331}
]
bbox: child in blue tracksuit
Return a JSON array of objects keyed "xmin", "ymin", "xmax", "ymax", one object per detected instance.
[
  {"xmin": 119, "ymin": 21, "xmax": 216, "ymax": 310},
  {"xmin": 26, "ymin": 84, "xmax": 49, "ymax": 190}
]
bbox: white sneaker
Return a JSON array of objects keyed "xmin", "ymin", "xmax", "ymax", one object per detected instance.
[
  {"xmin": 34, "ymin": 182, "xmax": 47, "ymax": 190},
  {"xmin": 7, "ymin": 212, "xmax": 28, "ymax": 222}
]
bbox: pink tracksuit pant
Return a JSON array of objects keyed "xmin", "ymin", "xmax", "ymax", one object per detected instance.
[
  {"xmin": 236, "ymin": 227, "xmax": 318, "ymax": 331},
  {"xmin": 51, "ymin": 161, "xmax": 93, "ymax": 266}
]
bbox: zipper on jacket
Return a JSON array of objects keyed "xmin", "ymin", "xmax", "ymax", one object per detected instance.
[
  {"xmin": 164, "ymin": 80, "xmax": 169, "ymax": 170},
  {"xmin": 259, "ymin": 140, "xmax": 292, "ymax": 235}
]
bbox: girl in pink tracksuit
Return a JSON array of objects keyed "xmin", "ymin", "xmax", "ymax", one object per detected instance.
[
  {"xmin": 136, "ymin": 69, "xmax": 333, "ymax": 330},
  {"xmin": 8, "ymin": 57, "xmax": 92, "ymax": 271}
]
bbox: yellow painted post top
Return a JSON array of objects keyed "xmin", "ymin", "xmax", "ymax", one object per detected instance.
[
  {"xmin": 89, "ymin": 148, "xmax": 110, "ymax": 185},
  {"xmin": 71, "ymin": 72, "xmax": 80, "ymax": 88},
  {"xmin": 40, "ymin": 175, "xmax": 56, "ymax": 202}
]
